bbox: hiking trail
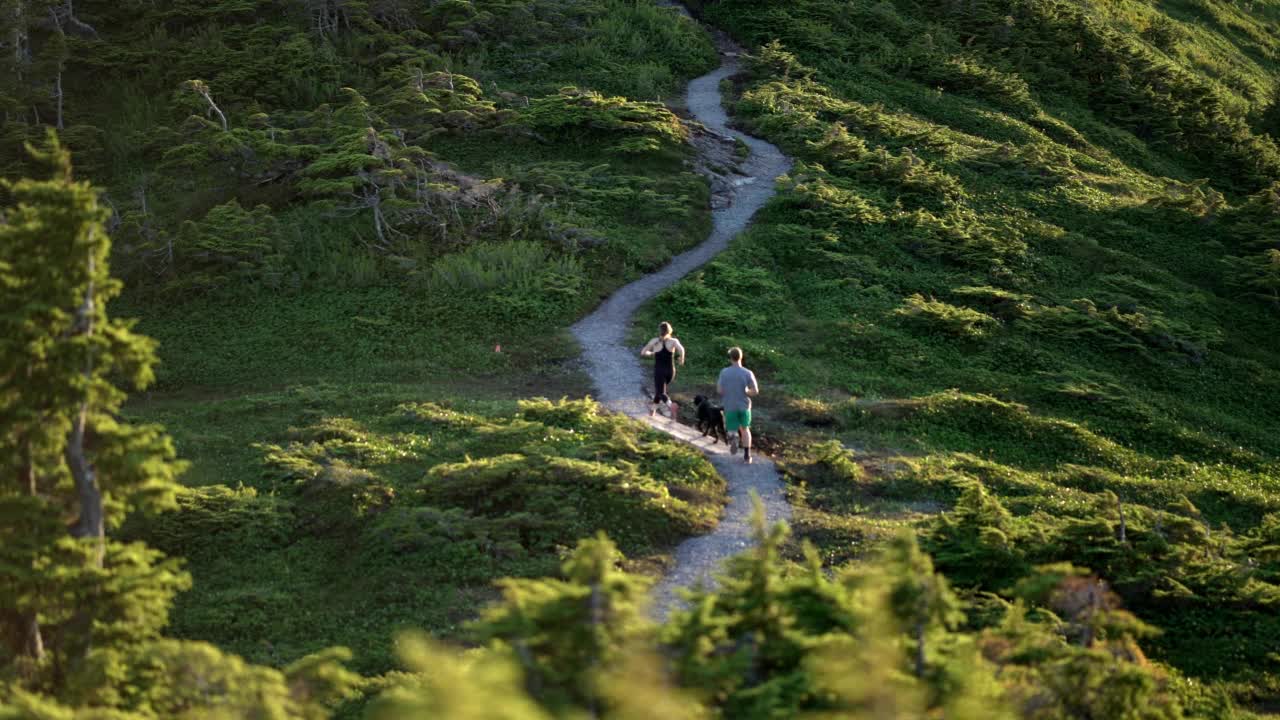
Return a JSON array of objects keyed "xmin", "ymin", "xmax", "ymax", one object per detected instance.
[{"xmin": 569, "ymin": 30, "xmax": 794, "ymax": 619}]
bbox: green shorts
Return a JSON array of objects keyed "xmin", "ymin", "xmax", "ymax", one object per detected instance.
[{"xmin": 725, "ymin": 409, "xmax": 752, "ymax": 432}]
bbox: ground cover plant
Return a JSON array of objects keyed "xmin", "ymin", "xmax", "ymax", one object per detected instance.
[
  {"xmin": 7, "ymin": 0, "xmax": 1280, "ymax": 716},
  {"xmin": 639, "ymin": 0, "xmax": 1280, "ymax": 710},
  {"xmin": 365, "ymin": 510, "xmax": 1245, "ymax": 719},
  {"xmin": 0, "ymin": 136, "xmax": 726, "ymax": 718},
  {"xmin": 2, "ymin": 0, "xmax": 729, "ymax": 712},
  {"xmin": 4, "ymin": 0, "xmax": 718, "ymax": 392},
  {"xmin": 123, "ymin": 393, "xmax": 725, "ymax": 677}
]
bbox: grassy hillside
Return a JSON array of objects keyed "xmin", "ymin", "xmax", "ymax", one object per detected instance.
[
  {"xmin": 5, "ymin": 0, "xmax": 718, "ymax": 390},
  {"xmin": 643, "ymin": 0, "xmax": 1280, "ymax": 708},
  {"xmin": 4, "ymin": 0, "xmax": 728, "ymax": 700},
  {"xmin": 122, "ymin": 395, "xmax": 723, "ymax": 675},
  {"xmin": 6, "ymin": 0, "xmax": 1280, "ymax": 716}
]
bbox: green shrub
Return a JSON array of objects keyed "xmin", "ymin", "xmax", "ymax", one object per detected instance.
[
  {"xmin": 894, "ymin": 294, "xmax": 999, "ymax": 338},
  {"xmin": 428, "ymin": 241, "xmax": 587, "ymax": 322},
  {"xmin": 122, "ymin": 485, "xmax": 293, "ymax": 561}
]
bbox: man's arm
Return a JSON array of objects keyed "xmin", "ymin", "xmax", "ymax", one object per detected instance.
[
  {"xmin": 716, "ymin": 369, "xmax": 724, "ymax": 397},
  {"xmin": 746, "ymin": 371, "xmax": 760, "ymax": 397}
]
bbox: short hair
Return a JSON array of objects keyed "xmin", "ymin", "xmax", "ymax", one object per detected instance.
[
  {"xmin": 659, "ymin": 322, "xmax": 673, "ymax": 338},
  {"xmin": 728, "ymin": 346, "xmax": 743, "ymax": 362}
]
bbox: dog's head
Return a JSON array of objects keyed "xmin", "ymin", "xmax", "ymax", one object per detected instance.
[{"xmin": 693, "ymin": 394, "xmax": 707, "ymax": 407}]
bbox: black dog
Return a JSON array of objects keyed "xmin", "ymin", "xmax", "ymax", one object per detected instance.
[{"xmin": 693, "ymin": 395, "xmax": 728, "ymax": 444}]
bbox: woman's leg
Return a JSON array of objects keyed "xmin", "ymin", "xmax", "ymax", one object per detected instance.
[
  {"xmin": 653, "ymin": 370, "xmax": 670, "ymax": 416},
  {"xmin": 667, "ymin": 369, "xmax": 678, "ymax": 417}
]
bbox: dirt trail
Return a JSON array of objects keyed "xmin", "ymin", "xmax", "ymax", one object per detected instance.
[{"xmin": 569, "ymin": 37, "xmax": 794, "ymax": 619}]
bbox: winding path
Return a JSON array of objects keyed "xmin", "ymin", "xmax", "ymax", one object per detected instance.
[{"xmin": 570, "ymin": 44, "xmax": 794, "ymax": 618}]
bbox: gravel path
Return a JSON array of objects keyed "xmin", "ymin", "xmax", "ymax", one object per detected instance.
[{"xmin": 569, "ymin": 45, "xmax": 793, "ymax": 619}]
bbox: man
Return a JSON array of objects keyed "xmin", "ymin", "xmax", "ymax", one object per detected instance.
[{"xmin": 717, "ymin": 346, "xmax": 759, "ymax": 464}]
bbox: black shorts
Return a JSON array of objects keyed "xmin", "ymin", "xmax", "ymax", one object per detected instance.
[{"xmin": 654, "ymin": 366, "xmax": 675, "ymax": 404}]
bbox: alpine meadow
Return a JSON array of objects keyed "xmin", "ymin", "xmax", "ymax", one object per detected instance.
[{"xmin": 3, "ymin": 0, "xmax": 1280, "ymax": 717}]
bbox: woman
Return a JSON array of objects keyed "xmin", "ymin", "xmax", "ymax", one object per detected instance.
[{"xmin": 640, "ymin": 322, "xmax": 685, "ymax": 417}]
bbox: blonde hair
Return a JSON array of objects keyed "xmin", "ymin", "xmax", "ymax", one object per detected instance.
[
  {"xmin": 728, "ymin": 346, "xmax": 743, "ymax": 362},
  {"xmin": 659, "ymin": 322, "xmax": 673, "ymax": 338}
]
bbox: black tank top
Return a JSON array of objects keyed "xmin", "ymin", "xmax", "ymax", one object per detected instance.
[{"xmin": 655, "ymin": 339, "xmax": 675, "ymax": 373}]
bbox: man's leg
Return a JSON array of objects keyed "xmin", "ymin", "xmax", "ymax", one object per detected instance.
[
  {"xmin": 741, "ymin": 410, "xmax": 753, "ymax": 463},
  {"xmin": 726, "ymin": 411, "xmax": 741, "ymax": 454}
]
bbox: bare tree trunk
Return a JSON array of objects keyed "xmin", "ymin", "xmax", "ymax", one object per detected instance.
[
  {"xmin": 1116, "ymin": 495, "xmax": 1127, "ymax": 544},
  {"xmin": 371, "ymin": 202, "xmax": 386, "ymax": 247},
  {"xmin": 189, "ymin": 82, "xmax": 228, "ymax": 131},
  {"xmin": 67, "ymin": 400, "xmax": 103, "ymax": 559},
  {"xmin": 203, "ymin": 91, "xmax": 228, "ymax": 131},
  {"xmin": 47, "ymin": 4, "xmax": 71, "ymax": 132},
  {"xmin": 18, "ymin": 435, "xmax": 46, "ymax": 660},
  {"xmin": 22, "ymin": 613, "xmax": 44, "ymax": 659},
  {"xmin": 66, "ymin": 253, "xmax": 104, "ymax": 567},
  {"xmin": 913, "ymin": 621, "xmax": 926, "ymax": 678},
  {"xmin": 587, "ymin": 582, "xmax": 604, "ymax": 720},
  {"xmin": 54, "ymin": 70, "xmax": 63, "ymax": 129},
  {"xmin": 57, "ymin": 0, "xmax": 98, "ymax": 38},
  {"xmin": 10, "ymin": 1, "xmax": 24, "ymax": 80}
]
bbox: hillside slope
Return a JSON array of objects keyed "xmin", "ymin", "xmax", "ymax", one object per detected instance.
[
  {"xmin": 5, "ymin": 0, "xmax": 1280, "ymax": 716},
  {"xmin": 645, "ymin": 0, "xmax": 1280, "ymax": 707},
  {"xmin": 3, "ymin": 0, "xmax": 732, "ymax": 702}
]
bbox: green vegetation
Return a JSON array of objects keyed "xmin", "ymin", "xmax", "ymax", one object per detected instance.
[
  {"xmin": 1, "ymin": 136, "xmax": 361, "ymax": 718},
  {"xmin": 641, "ymin": 0, "xmax": 1280, "ymax": 711},
  {"xmin": 125, "ymin": 394, "xmax": 724, "ymax": 677},
  {"xmin": 6, "ymin": 0, "xmax": 1280, "ymax": 716},
  {"xmin": 370, "ymin": 511, "xmax": 1210, "ymax": 720},
  {"xmin": 4, "ymin": 0, "xmax": 717, "ymax": 394}
]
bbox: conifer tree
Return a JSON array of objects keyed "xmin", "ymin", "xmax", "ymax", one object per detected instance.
[
  {"xmin": 924, "ymin": 482, "xmax": 1025, "ymax": 587},
  {"xmin": 370, "ymin": 632, "xmax": 555, "ymax": 720},
  {"xmin": 970, "ymin": 564, "xmax": 1183, "ymax": 719},
  {"xmin": 1223, "ymin": 249, "xmax": 1280, "ymax": 307},
  {"xmin": 298, "ymin": 88, "xmax": 429, "ymax": 249},
  {"xmin": 470, "ymin": 532, "xmax": 653, "ymax": 715},
  {"xmin": 839, "ymin": 532, "xmax": 1009, "ymax": 718},
  {"xmin": 665, "ymin": 498, "xmax": 858, "ymax": 718},
  {"xmin": 876, "ymin": 532, "xmax": 964, "ymax": 679},
  {"xmin": 0, "ymin": 136, "xmax": 359, "ymax": 716},
  {"xmin": 0, "ymin": 132, "xmax": 187, "ymax": 679}
]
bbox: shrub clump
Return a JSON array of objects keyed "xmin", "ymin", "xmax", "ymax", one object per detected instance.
[{"xmin": 894, "ymin": 294, "xmax": 1000, "ymax": 338}]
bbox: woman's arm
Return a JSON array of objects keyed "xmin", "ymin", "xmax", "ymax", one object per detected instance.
[
  {"xmin": 640, "ymin": 338, "xmax": 659, "ymax": 357},
  {"xmin": 674, "ymin": 339, "xmax": 686, "ymax": 365}
]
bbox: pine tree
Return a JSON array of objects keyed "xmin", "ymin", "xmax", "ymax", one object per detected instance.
[
  {"xmin": 923, "ymin": 482, "xmax": 1026, "ymax": 588},
  {"xmin": 1258, "ymin": 87, "xmax": 1280, "ymax": 141},
  {"xmin": 470, "ymin": 532, "xmax": 653, "ymax": 716},
  {"xmin": 369, "ymin": 632, "xmax": 555, "ymax": 720},
  {"xmin": 298, "ymin": 88, "xmax": 429, "ymax": 250},
  {"xmin": 1222, "ymin": 249, "xmax": 1280, "ymax": 306},
  {"xmin": 839, "ymin": 531, "xmax": 1009, "ymax": 718},
  {"xmin": 0, "ymin": 136, "xmax": 360, "ymax": 716},
  {"xmin": 989, "ymin": 564, "xmax": 1183, "ymax": 718},
  {"xmin": 665, "ymin": 498, "xmax": 856, "ymax": 718},
  {"xmin": 877, "ymin": 532, "xmax": 964, "ymax": 679},
  {"xmin": 0, "ymin": 132, "xmax": 187, "ymax": 680}
]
